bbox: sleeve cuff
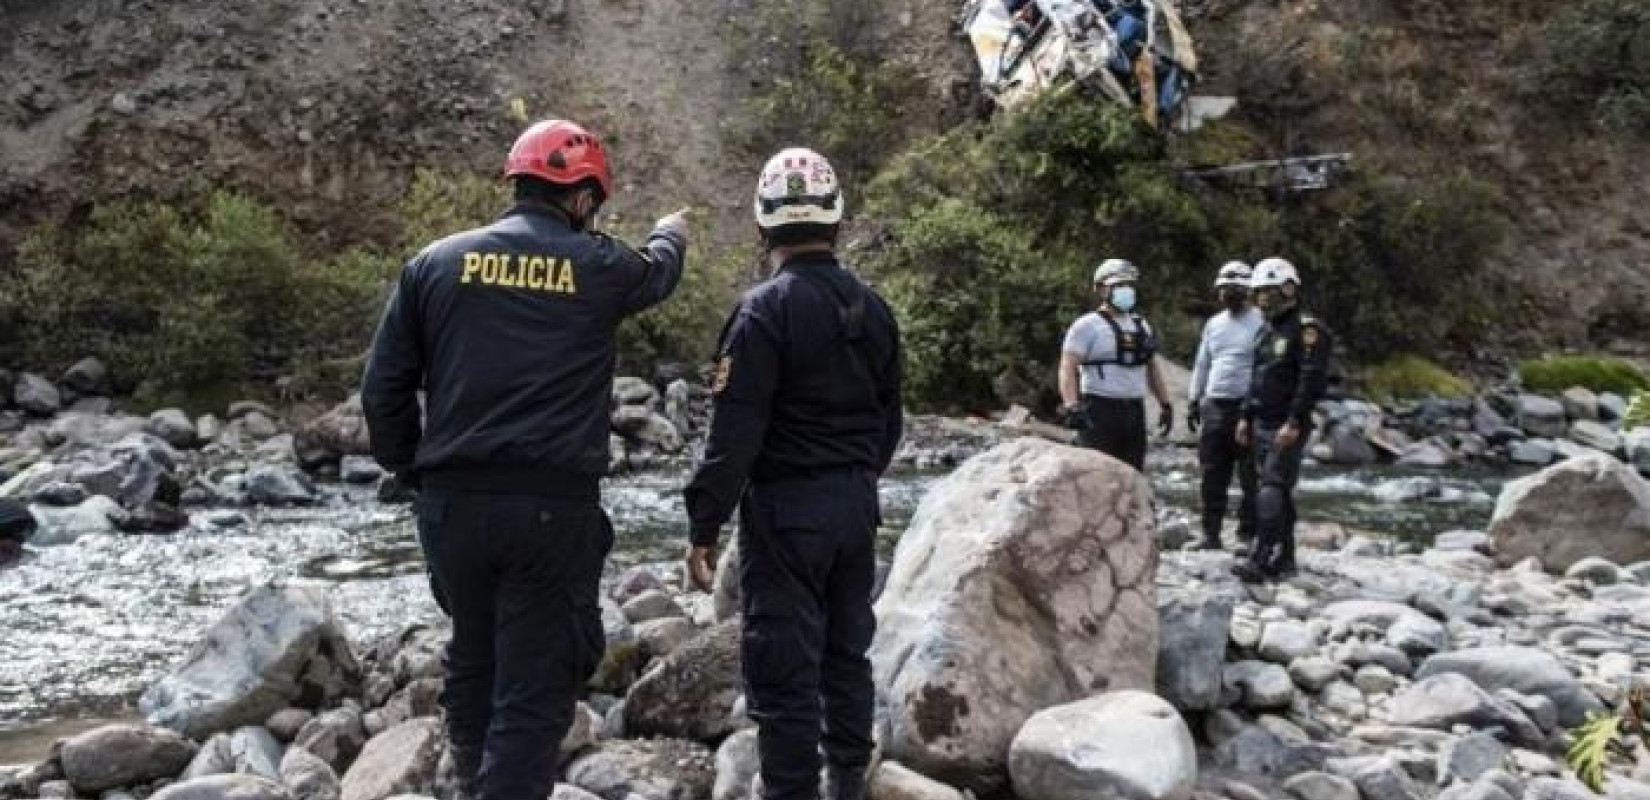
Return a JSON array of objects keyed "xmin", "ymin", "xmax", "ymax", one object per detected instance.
[{"xmin": 690, "ymin": 523, "xmax": 722, "ymax": 548}]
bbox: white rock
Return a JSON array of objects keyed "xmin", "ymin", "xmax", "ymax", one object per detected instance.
[
  {"xmin": 1225, "ymin": 661, "xmax": 1296, "ymax": 710},
  {"xmin": 1387, "ymin": 673, "xmax": 1543, "ymax": 747},
  {"xmin": 1008, "ymin": 691, "xmax": 1196, "ymax": 800},
  {"xmin": 1354, "ymin": 664, "xmax": 1400, "ymax": 695},
  {"xmin": 1290, "ymin": 657, "xmax": 1341, "ymax": 693},
  {"xmin": 151, "ymin": 775, "xmax": 292, "ymax": 800},
  {"xmin": 1489, "ymin": 453, "xmax": 1650, "ymax": 572},
  {"xmin": 711, "ymin": 729, "xmax": 758, "ymax": 800},
  {"xmin": 1566, "ymin": 557, "xmax": 1625, "ymax": 585},
  {"xmin": 869, "ymin": 762, "xmax": 964, "ymax": 800},
  {"xmin": 1416, "ymin": 646, "xmax": 1601, "ymax": 727},
  {"xmin": 339, "ymin": 718, "xmax": 441, "ymax": 800},
  {"xmin": 1260, "ymin": 620, "xmax": 1319, "ymax": 665}
]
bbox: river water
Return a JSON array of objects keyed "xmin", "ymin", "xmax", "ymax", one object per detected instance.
[{"xmin": 0, "ymin": 448, "xmax": 1511, "ymax": 762}]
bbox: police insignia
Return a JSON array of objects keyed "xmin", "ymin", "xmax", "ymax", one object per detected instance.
[
  {"xmin": 711, "ymin": 356, "xmax": 732, "ymax": 395},
  {"xmin": 786, "ymin": 172, "xmax": 807, "ymax": 195},
  {"xmin": 1273, "ymin": 338, "xmax": 1288, "ymax": 357},
  {"xmin": 1302, "ymin": 326, "xmax": 1319, "ymax": 347}
]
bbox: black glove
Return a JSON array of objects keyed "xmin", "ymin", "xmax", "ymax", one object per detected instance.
[
  {"xmin": 1157, "ymin": 403, "xmax": 1174, "ymax": 437},
  {"xmin": 1058, "ymin": 404, "xmax": 1087, "ymax": 431},
  {"xmin": 1186, "ymin": 403, "xmax": 1202, "ymax": 434}
]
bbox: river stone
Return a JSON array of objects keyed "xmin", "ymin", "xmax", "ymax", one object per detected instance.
[
  {"xmin": 1518, "ymin": 396, "xmax": 1567, "ymax": 439},
  {"xmin": 633, "ymin": 617, "xmax": 698, "ymax": 661},
  {"xmin": 1291, "ymin": 657, "xmax": 1341, "ymax": 692},
  {"xmin": 711, "ymin": 729, "xmax": 758, "ymax": 800},
  {"xmin": 338, "ymin": 457, "xmax": 383, "ymax": 486},
  {"xmin": 1286, "ymin": 772, "xmax": 1360, "ymax": 800},
  {"xmin": 1439, "ymin": 782, "xmax": 1514, "ymax": 800},
  {"xmin": 551, "ymin": 786, "xmax": 604, "ymax": 800},
  {"xmin": 564, "ymin": 738, "xmax": 715, "ymax": 800},
  {"xmin": 338, "ymin": 718, "xmax": 440, "ymax": 800},
  {"xmin": 1226, "ymin": 661, "xmax": 1296, "ymax": 710},
  {"xmin": 266, "ymin": 710, "xmax": 313, "ymax": 743},
  {"xmin": 612, "ymin": 377, "xmax": 658, "ymax": 408},
  {"xmin": 29, "ymin": 495, "xmax": 124, "ymax": 544},
  {"xmin": 1354, "ymin": 664, "xmax": 1400, "ymax": 695},
  {"xmin": 1489, "ymin": 453, "xmax": 1650, "ymax": 572},
  {"xmin": 185, "ymin": 733, "xmax": 237, "ymax": 779},
  {"xmin": 142, "ymin": 584, "xmax": 360, "ymax": 740},
  {"xmin": 147, "ymin": 409, "xmax": 199, "ymax": 448},
  {"xmin": 1627, "ymin": 430, "xmax": 1650, "ymax": 475},
  {"xmin": 280, "ymin": 747, "xmax": 341, "ymax": 800},
  {"xmin": 1560, "ymin": 387, "xmax": 1599, "ymax": 421},
  {"xmin": 1439, "ymin": 732, "xmax": 1507, "ymax": 786},
  {"xmin": 1524, "ymin": 777, "xmax": 1605, "ymax": 800},
  {"xmin": 1566, "ymin": 556, "xmax": 1625, "ymax": 584},
  {"xmin": 1509, "ymin": 440, "xmax": 1556, "ymax": 466},
  {"xmin": 1321, "ymin": 600, "xmax": 1446, "ymax": 654},
  {"xmin": 1418, "ymin": 646, "xmax": 1601, "ymax": 726},
  {"xmin": 1388, "ymin": 673, "xmax": 1544, "ymax": 746},
  {"xmin": 151, "ymin": 774, "xmax": 293, "ymax": 800},
  {"xmin": 1572, "ymin": 419, "xmax": 1623, "ymax": 453},
  {"xmin": 229, "ymin": 726, "xmax": 284, "ymax": 780},
  {"xmin": 664, "ymin": 380, "xmax": 692, "ymax": 440},
  {"xmin": 1321, "ymin": 681, "xmax": 1368, "ymax": 719},
  {"xmin": 621, "ymin": 590, "xmax": 686, "ymax": 624},
  {"xmin": 246, "ymin": 464, "xmax": 317, "ymax": 506},
  {"xmin": 1155, "ymin": 589, "xmax": 1234, "ymax": 710},
  {"xmin": 623, "ymin": 619, "xmax": 740, "ymax": 741},
  {"xmin": 61, "ymin": 723, "xmax": 199, "ymax": 793},
  {"xmin": 295, "ymin": 708, "xmax": 369, "ymax": 772},
  {"xmin": 589, "ymin": 599, "xmax": 641, "ymax": 693},
  {"xmin": 1008, "ymin": 690, "xmax": 1196, "ymax": 800},
  {"xmin": 1328, "ymin": 756, "xmax": 1423, "ymax": 800},
  {"xmin": 1260, "ymin": 620, "xmax": 1319, "ymax": 664},
  {"xmin": 870, "ymin": 439, "xmax": 1157, "ymax": 791},
  {"xmin": 1399, "ymin": 441, "xmax": 1453, "ymax": 468},
  {"xmin": 870, "ymin": 762, "xmax": 965, "ymax": 800},
  {"xmin": 14, "ymin": 373, "xmax": 61, "ymax": 415}
]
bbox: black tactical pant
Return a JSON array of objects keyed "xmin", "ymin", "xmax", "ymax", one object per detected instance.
[
  {"xmin": 1248, "ymin": 423, "xmax": 1307, "ymax": 574},
  {"xmin": 415, "ymin": 490, "xmax": 612, "ymax": 800},
  {"xmin": 738, "ymin": 469, "xmax": 879, "ymax": 800},
  {"xmin": 1078, "ymin": 394, "xmax": 1147, "ymax": 472},
  {"xmin": 1198, "ymin": 399, "xmax": 1256, "ymax": 545}
]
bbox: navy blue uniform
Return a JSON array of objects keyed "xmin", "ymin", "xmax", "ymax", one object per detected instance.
[
  {"xmin": 362, "ymin": 204, "xmax": 683, "ymax": 800},
  {"xmin": 1242, "ymin": 306, "xmax": 1331, "ymax": 576},
  {"xmin": 684, "ymin": 252, "xmax": 902, "ymax": 800}
]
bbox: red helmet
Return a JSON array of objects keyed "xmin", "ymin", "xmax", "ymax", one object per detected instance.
[{"xmin": 504, "ymin": 119, "xmax": 613, "ymax": 201}]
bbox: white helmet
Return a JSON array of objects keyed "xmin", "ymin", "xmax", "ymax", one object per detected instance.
[
  {"xmin": 1214, "ymin": 260, "xmax": 1252, "ymax": 288},
  {"xmin": 1250, "ymin": 256, "xmax": 1300, "ymax": 289},
  {"xmin": 754, "ymin": 148, "xmax": 843, "ymax": 229},
  {"xmin": 1092, "ymin": 258, "xmax": 1139, "ymax": 286}
]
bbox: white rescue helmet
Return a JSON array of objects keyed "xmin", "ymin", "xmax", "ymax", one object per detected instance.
[
  {"xmin": 1092, "ymin": 258, "xmax": 1139, "ymax": 286},
  {"xmin": 1250, "ymin": 257, "xmax": 1300, "ymax": 289},
  {"xmin": 1214, "ymin": 260, "xmax": 1252, "ymax": 288},
  {"xmin": 754, "ymin": 148, "xmax": 843, "ymax": 229}
]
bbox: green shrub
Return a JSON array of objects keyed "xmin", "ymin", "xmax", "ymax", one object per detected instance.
[
  {"xmin": 617, "ymin": 244, "xmax": 747, "ymax": 375},
  {"xmin": 1519, "ymin": 355, "xmax": 1650, "ymax": 395},
  {"xmin": 1530, "ymin": 0, "xmax": 1650, "ymax": 135},
  {"xmin": 1360, "ymin": 355, "xmax": 1473, "ymax": 402}
]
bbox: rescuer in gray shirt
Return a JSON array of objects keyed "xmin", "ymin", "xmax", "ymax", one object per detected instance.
[{"xmin": 1188, "ymin": 261, "xmax": 1265, "ymax": 550}]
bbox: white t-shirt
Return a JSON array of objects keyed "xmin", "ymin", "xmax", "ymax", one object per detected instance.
[{"xmin": 1063, "ymin": 311, "xmax": 1152, "ymax": 399}]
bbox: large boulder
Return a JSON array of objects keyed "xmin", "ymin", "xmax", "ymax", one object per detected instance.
[
  {"xmin": 338, "ymin": 718, "xmax": 441, "ymax": 800},
  {"xmin": 1487, "ymin": 453, "xmax": 1650, "ymax": 572},
  {"xmin": 1155, "ymin": 588, "xmax": 1235, "ymax": 711},
  {"xmin": 1416, "ymin": 647, "xmax": 1601, "ymax": 727},
  {"xmin": 141, "ymin": 583, "xmax": 361, "ymax": 739},
  {"xmin": 1008, "ymin": 690, "xmax": 1196, "ymax": 800},
  {"xmin": 870, "ymin": 439, "xmax": 1158, "ymax": 791},
  {"xmin": 60, "ymin": 723, "xmax": 198, "ymax": 793},
  {"xmin": 622, "ymin": 620, "xmax": 742, "ymax": 741},
  {"xmin": 1387, "ymin": 674, "xmax": 1544, "ymax": 747},
  {"xmin": 150, "ymin": 775, "xmax": 293, "ymax": 800}
]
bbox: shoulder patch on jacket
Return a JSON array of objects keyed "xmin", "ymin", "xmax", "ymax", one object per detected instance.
[{"xmin": 711, "ymin": 356, "xmax": 732, "ymax": 395}]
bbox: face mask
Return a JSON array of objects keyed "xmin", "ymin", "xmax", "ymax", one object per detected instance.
[
  {"xmin": 1221, "ymin": 287, "xmax": 1247, "ymax": 311},
  {"xmin": 1110, "ymin": 286, "xmax": 1137, "ymax": 311}
]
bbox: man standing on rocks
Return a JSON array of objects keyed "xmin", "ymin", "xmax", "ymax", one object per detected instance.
[
  {"xmin": 362, "ymin": 119, "xmax": 689, "ymax": 800},
  {"xmin": 1058, "ymin": 258, "xmax": 1174, "ymax": 471},
  {"xmin": 683, "ymin": 148, "xmax": 903, "ymax": 800},
  {"xmin": 1188, "ymin": 261, "xmax": 1264, "ymax": 550},
  {"xmin": 1233, "ymin": 257, "xmax": 1332, "ymax": 584}
]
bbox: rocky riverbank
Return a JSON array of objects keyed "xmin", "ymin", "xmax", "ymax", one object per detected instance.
[{"xmin": 5, "ymin": 436, "xmax": 1649, "ymax": 800}]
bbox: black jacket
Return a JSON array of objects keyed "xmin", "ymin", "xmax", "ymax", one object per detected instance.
[
  {"xmin": 684, "ymin": 253, "xmax": 904, "ymax": 545},
  {"xmin": 1244, "ymin": 306, "xmax": 1332, "ymax": 428},
  {"xmin": 362, "ymin": 205, "xmax": 685, "ymax": 497}
]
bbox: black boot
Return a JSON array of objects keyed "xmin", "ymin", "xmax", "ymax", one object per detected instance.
[
  {"xmin": 823, "ymin": 766, "xmax": 868, "ymax": 800},
  {"xmin": 1230, "ymin": 560, "xmax": 1267, "ymax": 584}
]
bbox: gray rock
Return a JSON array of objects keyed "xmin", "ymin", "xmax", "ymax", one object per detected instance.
[
  {"xmin": 228, "ymin": 726, "xmax": 284, "ymax": 780},
  {"xmin": 1572, "ymin": 420, "xmax": 1623, "ymax": 453},
  {"xmin": 151, "ymin": 775, "xmax": 293, "ymax": 800},
  {"xmin": 1518, "ymin": 396, "xmax": 1567, "ymax": 439},
  {"xmin": 294, "ymin": 708, "xmax": 368, "ymax": 772},
  {"xmin": 338, "ymin": 718, "xmax": 440, "ymax": 800},
  {"xmin": 147, "ymin": 409, "xmax": 199, "ymax": 448},
  {"xmin": 1599, "ymin": 393, "xmax": 1627, "ymax": 421},
  {"xmin": 869, "ymin": 762, "xmax": 964, "ymax": 800},
  {"xmin": 279, "ymin": 747, "xmax": 340, "ymax": 800},
  {"xmin": 589, "ymin": 599, "xmax": 641, "ymax": 694},
  {"xmin": 550, "ymin": 786, "xmax": 604, "ymax": 800},
  {"xmin": 184, "ymin": 733, "xmax": 236, "ymax": 779},
  {"xmin": 1225, "ymin": 661, "xmax": 1297, "ymax": 710},
  {"xmin": 564, "ymin": 739, "xmax": 715, "ymax": 800},
  {"xmin": 1285, "ymin": 771, "xmax": 1359, "ymax": 800},
  {"xmin": 142, "ymin": 584, "xmax": 360, "ymax": 740},
  {"xmin": 1497, "ymin": 690, "xmax": 1558, "ymax": 733},
  {"xmin": 1008, "ymin": 690, "xmax": 1197, "ymax": 800},
  {"xmin": 612, "ymin": 377, "xmax": 658, "ymax": 408},
  {"xmin": 711, "ymin": 729, "xmax": 758, "ymax": 800},
  {"xmin": 265, "ymin": 710, "xmax": 313, "ymax": 744},
  {"xmin": 1399, "ymin": 441, "xmax": 1454, "ymax": 468},
  {"xmin": 14, "ymin": 373, "xmax": 62, "ymax": 415},
  {"xmin": 244, "ymin": 465, "xmax": 317, "ymax": 506},
  {"xmin": 870, "ymin": 439, "xmax": 1158, "ymax": 792},
  {"xmin": 1387, "ymin": 673, "xmax": 1544, "ymax": 746},
  {"xmin": 1322, "ymin": 600, "xmax": 1447, "ymax": 657},
  {"xmin": 1260, "ymin": 620, "xmax": 1319, "ymax": 665},
  {"xmin": 338, "ymin": 458, "xmax": 383, "ymax": 486},
  {"xmin": 634, "ymin": 618, "xmax": 698, "ymax": 661},
  {"xmin": 28, "ymin": 496, "xmax": 124, "ymax": 545},
  {"xmin": 1213, "ymin": 724, "xmax": 1337, "ymax": 778},
  {"xmin": 1626, "ymin": 429, "xmax": 1650, "ymax": 475},
  {"xmin": 1565, "ymin": 557, "xmax": 1624, "ymax": 585},
  {"xmin": 663, "ymin": 380, "xmax": 693, "ymax": 440},
  {"xmin": 198, "ymin": 414, "xmax": 225, "ymax": 444},
  {"xmin": 61, "ymin": 723, "xmax": 199, "ymax": 793},
  {"xmin": 1355, "ymin": 664, "xmax": 1400, "ymax": 695},
  {"xmin": 1327, "ymin": 755, "xmax": 1423, "ymax": 800},
  {"xmin": 1156, "ymin": 591, "xmax": 1234, "ymax": 710},
  {"xmin": 1439, "ymin": 732, "xmax": 1507, "ymax": 786},
  {"xmin": 1524, "ymin": 777, "xmax": 1604, "ymax": 800},
  {"xmin": 1561, "ymin": 387, "xmax": 1600, "ymax": 421},
  {"xmin": 1321, "ymin": 681, "xmax": 1368, "ymax": 719},
  {"xmin": 1290, "ymin": 657, "xmax": 1341, "ymax": 692},
  {"xmin": 1438, "ymin": 783, "xmax": 1514, "ymax": 800},
  {"xmin": 622, "ymin": 620, "xmax": 742, "ymax": 741},
  {"xmin": 620, "ymin": 590, "xmax": 686, "ymax": 625},
  {"xmin": 1510, "ymin": 440, "xmax": 1556, "ymax": 466},
  {"xmin": 1489, "ymin": 453, "xmax": 1650, "ymax": 572},
  {"xmin": 1416, "ymin": 646, "xmax": 1602, "ymax": 726}
]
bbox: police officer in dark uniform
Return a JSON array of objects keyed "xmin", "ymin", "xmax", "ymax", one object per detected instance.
[
  {"xmin": 362, "ymin": 119, "xmax": 689, "ymax": 800},
  {"xmin": 683, "ymin": 148, "xmax": 903, "ymax": 800},
  {"xmin": 1233, "ymin": 257, "xmax": 1332, "ymax": 584}
]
